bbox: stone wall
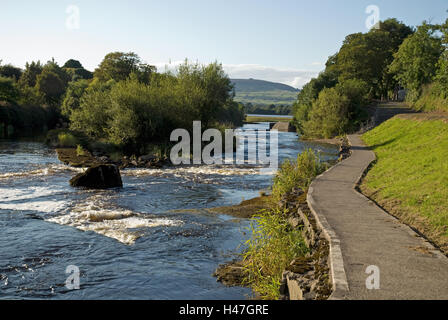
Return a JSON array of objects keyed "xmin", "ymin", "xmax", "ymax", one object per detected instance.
[{"xmin": 278, "ymin": 189, "xmax": 332, "ymax": 300}]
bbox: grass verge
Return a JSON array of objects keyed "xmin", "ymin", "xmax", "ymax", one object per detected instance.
[{"xmin": 361, "ymin": 116, "xmax": 448, "ymax": 254}]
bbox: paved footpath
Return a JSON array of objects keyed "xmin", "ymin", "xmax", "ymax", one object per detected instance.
[{"xmin": 308, "ymin": 134, "xmax": 448, "ymax": 300}]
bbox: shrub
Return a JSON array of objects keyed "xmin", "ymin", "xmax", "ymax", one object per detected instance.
[
  {"xmin": 412, "ymin": 83, "xmax": 448, "ymax": 112},
  {"xmin": 272, "ymin": 149, "xmax": 325, "ymax": 201},
  {"xmin": 76, "ymin": 144, "xmax": 88, "ymax": 156},
  {"xmin": 302, "ymin": 88, "xmax": 350, "ymax": 138},
  {"xmin": 57, "ymin": 132, "xmax": 78, "ymax": 147},
  {"xmin": 242, "ymin": 208, "xmax": 308, "ymax": 300}
]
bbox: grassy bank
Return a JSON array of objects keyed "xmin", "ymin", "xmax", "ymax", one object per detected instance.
[
  {"xmin": 245, "ymin": 115, "xmax": 292, "ymax": 123},
  {"xmin": 361, "ymin": 115, "xmax": 448, "ymax": 253}
]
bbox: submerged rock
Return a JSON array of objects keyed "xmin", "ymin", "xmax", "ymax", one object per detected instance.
[{"xmin": 70, "ymin": 164, "xmax": 123, "ymax": 189}]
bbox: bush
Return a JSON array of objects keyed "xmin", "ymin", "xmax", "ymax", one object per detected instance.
[
  {"xmin": 76, "ymin": 144, "xmax": 88, "ymax": 156},
  {"xmin": 242, "ymin": 208, "xmax": 308, "ymax": 299},
  {"xmin": 302, "ymin": 88, "xmax": 350, "ymax": 138},
  {"xmin": 70, "ymin": 61, "xmax": 244, "ymax": 155},
  {"xmin": 412, "ymin": 83, "xmax": 448, "ymax": 112},
  {"xmin": 272, "ymin": 149, "xmax": 325, "ymax": 201},
  {"xmin": 57, "ymin": 132, "xmax": 78, "ymax": 147}
]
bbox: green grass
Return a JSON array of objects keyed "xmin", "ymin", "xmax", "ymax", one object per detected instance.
[
  {"xmin": 235, "ymin": 90, "xmax": 298, "ymax": 106},
  {"xmin": 57, "ymin": 132, "xmax": 79, "ymax": 147},
  {"xmin": 242, "ymin": 208, "xmax": 308, "ymax": 300},
  {"xmin": 245, "ymin": 115, "xmax": 292, "ymax": 123},
  {"xmin": 272, "ymin": 149, "xmax": 326, "ymax": 202},
  {"xmin": 241, "ymin": 150, "xmax": 324, "ymax": 299},
  {"xmin": 362, "ymin": 117, "xmax": 448, "ymax": 252},
  {"xmin": 411, "ymin": 83, "xmax": 448, "ymax": 113}
]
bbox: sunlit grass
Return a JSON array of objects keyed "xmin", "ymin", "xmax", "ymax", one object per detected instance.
[
  {"xmin": 242, "ymin": 149, "xmax": 324, "ymax": 299},
  {"xmin": 242, "ymin": 208, "xmax": 308, "ymax": 300},
  {"xmin": 362, "ymin": 117, "xmax": 448, "ymax": 252},
  {"xmin": 245, "ymin": 115, "xmax": 292, "ymax": 123}
]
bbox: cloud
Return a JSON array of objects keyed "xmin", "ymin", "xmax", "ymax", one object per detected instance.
[{"xmin": 153, "ymin": 61, "xmax": 319, "ymax": 89}]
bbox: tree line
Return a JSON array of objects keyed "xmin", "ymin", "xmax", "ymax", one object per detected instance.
[
  {"xmin": 0, "ymin": 52, "xmax": 245, "ymax": 155},
  {"xmin": 293, "ymin": 17, "xmax": 448, "ymax": 139}
]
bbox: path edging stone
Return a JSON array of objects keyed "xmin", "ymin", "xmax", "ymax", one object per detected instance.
[{"xmin": 306, "ymin": 140, "xmax": 361, "ymax": 300}]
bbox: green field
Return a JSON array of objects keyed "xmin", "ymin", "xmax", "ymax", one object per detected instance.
[
  {"xmin": 234, "ymin": 90, "xmax": 298, "ymax": 106},
  {"xmin": 245, "ymin": 115, "xmax": 292, "ymax": 123},
  {"xmin": 361, "ymin": 116, "xmax": 448, "ymax": 253},
  {"xmin": 232, "ymin": 79, "xmax": 299, "ymax": 106}
]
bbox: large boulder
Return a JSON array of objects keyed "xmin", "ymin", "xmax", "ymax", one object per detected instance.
[{"xmin": 70, "ymin": 164, "xmax": 123, "ymax": 189}]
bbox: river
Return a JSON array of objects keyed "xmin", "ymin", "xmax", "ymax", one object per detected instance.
[{"xmin": 0, "ymin": 121, "xmax": 338, "ymax": 299}]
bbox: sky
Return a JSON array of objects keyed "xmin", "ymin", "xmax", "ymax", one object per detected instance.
[{"xmin": 1, "ymin": 0, "xmax": 447, "ymax": 88}]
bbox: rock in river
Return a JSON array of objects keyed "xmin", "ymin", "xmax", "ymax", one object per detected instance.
[{"xmin": 70, "ymin": 164, "xmax": 123, "ymax": 189}]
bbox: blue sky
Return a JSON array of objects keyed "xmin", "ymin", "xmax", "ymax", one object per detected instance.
[{"xmin": 1, "ymin": 0, "xmax": 447, "ymax": 88}]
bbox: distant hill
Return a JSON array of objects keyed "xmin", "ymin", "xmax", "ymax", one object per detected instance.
[{"xmin": 231, "ymin": 78, "xmax": 299, "ymax": 107}]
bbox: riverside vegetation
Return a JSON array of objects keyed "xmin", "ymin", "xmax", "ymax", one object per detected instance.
[
  {"xmin": 215, "ymin": 150, "xmax": 329, "ymax": 300},
  {"xmin": 292, "ymin": 17, "xmax": 448, "ymax": 139},
  {"xmin": 289, "ymin": 16, "xmax": 448, "ymax": 258},
  {"xmin": 0, "ymin": 53, "xmax": 245, "ymax": 160}
]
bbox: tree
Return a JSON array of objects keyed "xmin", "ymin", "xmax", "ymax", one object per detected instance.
[
  {"xmin": 70, "ymin": 86, "xmax": 111, "ymax": 139},
  {"xmin": 94, "ymin": 52, "xmax": 156, "ymax": 82},
  {"xmin": 18, "ymin": 61, "xmax": 43, "ymax": 88},
  {"xmin": 43, "ymin": 59, "xmax": 70, "ymax": 86},
  {"xmin": 389, "ymin": 23, "xmax": 443, "ymax": 96},
  {"xmin": 63, "ymin": 59, "xmax": 83, "ymax": 69},
  {"xmin": 0, "ymin": 76, "xmax": 19, "ymax": 103},
  {"xmin": 71, "ymin": 61, "xmax": 243, "ymax": 155},
  {"xmin": 436, "ymin": 19, "xmax": 448, "ymax": 93},
  {"xmin": 61, "ymin": 79, "xmax": 90, "ymax": 118},
  {"xmin": 292, "ymin": 65, "xmax": 338, "ymax": 133},
  {"xmin": 302, "ymin": 88, "xmax": 350, "ymax": 138},
  {"xmin": 62, "ymin": 59, "xmax": 93, "ymax": 81},
  {"xmin": 36, "ymin": 69, "xmax": 65, "ymax": 105},
  {"xmin": 0, "ymin": 64, "xmax": 22, "ymax": 80},
  {"xmin": 334, "ymin": 19, "xmax": 413, "ymax": 99}
]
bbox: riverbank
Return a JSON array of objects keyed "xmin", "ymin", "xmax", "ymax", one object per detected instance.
[
  {"xmin": 212, "ymin": 148, "xmax": 348, "ymax": 300},
  {"xmin": 213, "ymin": 187, "xmax": 333, "ymax": 300}
]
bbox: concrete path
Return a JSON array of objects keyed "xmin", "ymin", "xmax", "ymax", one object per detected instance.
[{"xmin": 308, "ymin": 134, "xmax": 448, "ymax": 300}]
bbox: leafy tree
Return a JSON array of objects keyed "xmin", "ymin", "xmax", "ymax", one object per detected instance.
[
  {"xmin": 335, "ymin": 79, "xmax": 370, "ymax": 129},
  {"xmin": 62, "ymin": 59, "xmax": 93, "ymax": 81},
  {"xmin": 36, "ymin": 69, "xmax": 65, "ymax": 105},
  {"xmin": 61, "ymin": 79, "xmax": 90, "ymax": 118},
  {"xmin": 18, "ymin": 61, "xmax": 43, "ymax": 88},
  {"xmin": 71, "ymin": 61, "xmax": 243, "ymax": 155},
  {"xmin": 43, "ymin": 59, "xmax": 70, "ymax": 86},
  {"xmin": 302, "ymin": 88, "xmax": 350, "ymax": 138},
  {"xmin": 0, "ymin": 76, "xmax": 19, "ymax": 103},
  {"xmin": 17, "ymin": 85, "xmax": 45, "ymax": 106},
  {"xmin": 334, "ymin": 19, "xmax": 413, "ymax": 99},
  {"xmin": 389, "ymin": 23, "xmax": 443, "ymax": 96},
  {"xmin": 0, "ymin": 64, "xmax": 22, "ymax": 80},
  {"xmin": 63, "ymin": 59, "xmax": 83, "ymax": 69},
  {"xmin": 94, "ymin": 52, "xmax": 156, "ymax": 82},
  {"xmin": 70, "ymin": 86, "xmax": 111, "ymax": 139},
  {"xmin": 292, "ymin": 65, "xmax": 338, "ymax": 133},
  {"xmin": 436, "ymin": 19, "xmax": 448, "ymax": 94}
]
